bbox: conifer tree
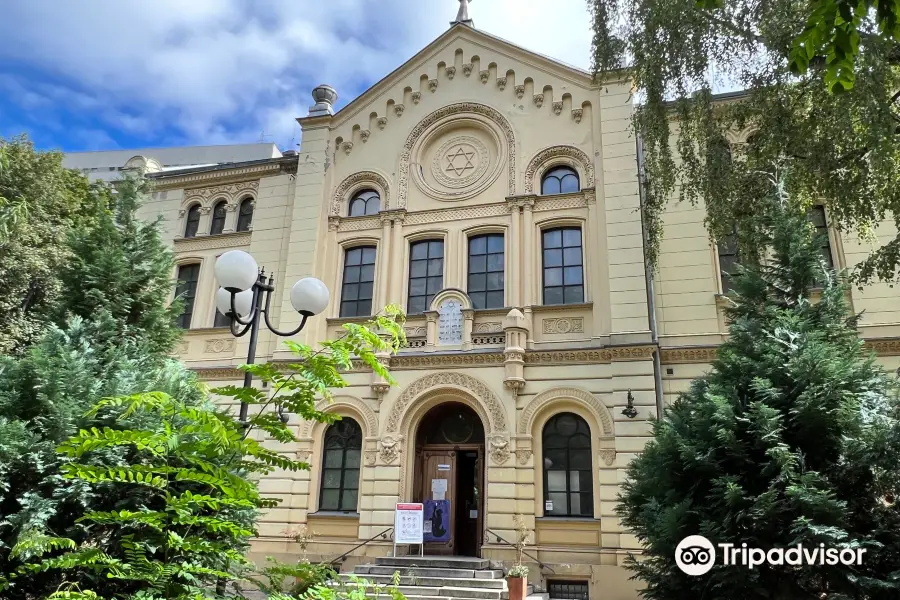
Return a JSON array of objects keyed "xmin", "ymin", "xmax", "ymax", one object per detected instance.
[{"xmin": 618, "ymin": 185, "xmax": 900, "ymax": 598}]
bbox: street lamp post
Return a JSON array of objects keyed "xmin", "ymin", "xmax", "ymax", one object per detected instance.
[{"xmin": 214, "ymin": 250, "xmax": 330, "ymax": 424}]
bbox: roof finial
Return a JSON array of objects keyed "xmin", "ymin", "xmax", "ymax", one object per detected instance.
[{"xmin": 452, "ymin": 0, "xmax": 474, "ymax": 27}]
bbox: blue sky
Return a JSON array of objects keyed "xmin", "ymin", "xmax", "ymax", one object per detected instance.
[{"xmin": 0, "ymin": 0, "xmax": 594, "ymax": 153}]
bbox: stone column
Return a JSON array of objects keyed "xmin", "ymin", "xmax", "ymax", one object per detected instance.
[
  {"xmin": 224, "ymin": 202, "xmax": 238, "ymax": 233},
  {"xmin": 584, "ymin": 188, "xmax": 609, "ymax": 337},
  {"xmin": 502, "ymin": 308, "xmax": 528, "ymax": 391},
  {"xmin": 462, "ymin": 307, "xmax": 475, "ymax": 350},
  {"xmin": 389, "ymin": 211, "xmax": 407, "ymax": 306},
  {"xmin": 506, "ymin": 199, "xmax": 521, "ymax": 307},
  {"xmin": 522, "ymin": 197, "xmax": 536, "ymax": 305},
  {"xmin": 376, "ymin": 214, "xmax": 393, "ymax": 311},
  {"xmin": 425, "ymin": 311, "xmax": 437, "ymax": 352},
  {"xmin": 198, "ymin": 206, "xmax": 212, "ymax": 236}
]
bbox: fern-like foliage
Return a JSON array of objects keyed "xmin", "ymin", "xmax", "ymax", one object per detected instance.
[{"xmin": 3, "ymin": 308, "xmax": 405, "ymax": 599}]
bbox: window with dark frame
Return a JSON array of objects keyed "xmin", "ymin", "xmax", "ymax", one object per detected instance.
[
  {"xmin": 210, "ymin": 200, "xmax": 227, "ymax": 235},
  {"xmin": 542, "ymin": 228, "xmax": 584, "ymax": 305},
  {"xmin": 407, "ymin": 240, "xmax": 444, "ymax": 314},
  {"xmin": 184, "ymin": 204, "xmax": 201, "ymax": 238},
  {"xmin": 468, "ymin": 234, "xmax": 504, "ymax": 310},
  {"xmin": 542, "ymin": 412, "xmax": 593, "ymax": 517},
  {"xmin": 541, "ymin": 166, "xmax": 580, "ymax": 195},
  {"xmin": 236, "ymin": 198, "xmax": 254, "ymax": 232},
  {"xmin": 175, "ymin": 264, "xmax": 200, "ymax": 329},
  {"xmin": 348, "ymin": 189, "xmax": 380, "ymax": 216},
  {"xmin": 319, "ymin": 418, "xmax": 362, "ymax": 512},
  {"xmin": 717, "ymin": 229, "xmax": 740, "ymax": 294},
  {"xmin": 808, "ymin": 206, "xmax": 835, "ymax": 270},
  {"xmin": 548, "ymin": 581, "xmax": 589, "ymax": 600},
  {"xmin": 340, "ymin": 246, "xmax": 376, "ymax": 318}
]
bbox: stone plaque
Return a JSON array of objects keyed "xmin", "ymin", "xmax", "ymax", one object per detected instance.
[{"xmin": 437, "ymin": 299, "xmax": 463, "ymax": 345}]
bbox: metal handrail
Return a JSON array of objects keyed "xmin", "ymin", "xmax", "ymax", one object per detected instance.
[
  {"xmin": 328, "ymin": 527, "xmax": 394, "ymax": 565},
  {"xmin": 485, "ymin": 528, "xmax": 555, "ymax": 573}
]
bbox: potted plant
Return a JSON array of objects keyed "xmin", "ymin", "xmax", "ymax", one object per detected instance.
[{"xmin": 506, "ymin": 515, "xmax": 531, "ymax": 600}]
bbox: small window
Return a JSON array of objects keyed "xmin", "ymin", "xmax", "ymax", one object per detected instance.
[
  {"xmin": 468, "ymin": 234, "xmax": 504, "ymax": 310},
  {"xmin": 541, "ymin": 166, "xmax": 580, "ymax": 195},
  {"xmin": 808, "ymin": 206, "xmax": 834, "ymax": 270},
  {"xmin": 548, "ymin": 581, "xmax": 589, "ymax": 600},
  {"xmin": 236, "ymin": 198, "xmax": 254, "ymax": 232},
  {"xmin": 542, "ymin": 227, "xmax": 583, "ymax": 305},
  {"xmin": 340, "ymin": 246, "xmax": 377, "ymax": 318},
  {"xmin": 408, "ymin": 240, "xmax": 444, "ymax": 314},
  {"xmin": 175, "ymin": 263, "xmax": 200, "ymax": 329},
  {"xmin": 717, "ymin": 229, "xmax": 739, "ymax": 294},
  {"xmin": 184, "ymin": 204, "xmax": 201, "ymax": 238},
  {"xmin": 319, "ymin": 418, "xmax": 362, "ymax": 512},
  {"xmin": 543, "ymin": 413, "xmax": 593, "ymax": 517},
  {"xmin": 210, "ymin": 200, "xmax": 227, "ymax": 235},
  {"xmin": 349, "ymin": 189, "xmax": 380, "ymax": 216}
]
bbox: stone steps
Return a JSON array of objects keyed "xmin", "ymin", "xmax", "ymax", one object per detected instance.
[
  {"xmin": 340, "ymin": 572, "xmax": 506, "ymax": 589},
  {"xmin": 341, "ymin": 555, "xmax": 537, "ymax": 600}
]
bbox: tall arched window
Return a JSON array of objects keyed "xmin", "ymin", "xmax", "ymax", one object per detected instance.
[
  {"xmin": 236, "ymin": 198, "xmax": 254, "ymax": 232},
  {"xmin": 541, "ymin": 166, "xmax": 580, "ymax": 195},
  {"xmin": 348, "ymin": 189, "xmax": 380, "ymax": 216},
  {"xmin": 210, "ymin": 200, "xmax": 227, "ymax": 235},
  {"xmin": 543, "ymin": 413, "xmax": 593, "ymax": 517},
  {"xmin": 184, "ymin": 204, "xmax": 201, "ymax": 238},
  {"xmin": 319, "ymin": 418, "xmax": 362, "ymax": 512}
]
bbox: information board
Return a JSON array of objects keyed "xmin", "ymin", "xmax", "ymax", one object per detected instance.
[{"xmin": 394, "ymin": 503, "xmax": 424, "ymax": 545}]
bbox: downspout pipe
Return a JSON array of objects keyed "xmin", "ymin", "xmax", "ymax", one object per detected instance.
[{"xmin": 636, "ymin": 134, "xmax": 665, "ymax": 420}]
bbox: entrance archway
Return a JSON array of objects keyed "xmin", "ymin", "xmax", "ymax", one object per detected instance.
[{"xmin": 413, "ymin": 401, "xmax": 485, "ymax": 557}]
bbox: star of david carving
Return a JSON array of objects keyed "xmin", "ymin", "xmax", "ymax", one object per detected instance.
[{"xmin": 445, "ymin": 146, "xmax": 476, "ymax": 176}]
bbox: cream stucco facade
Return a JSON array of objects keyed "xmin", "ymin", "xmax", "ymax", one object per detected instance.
[{"xmin": 138, "ymin": 20, "xmax": 900, "ymax": 600}]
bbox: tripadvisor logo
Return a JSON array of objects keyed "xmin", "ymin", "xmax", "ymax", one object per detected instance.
[{"xmin": 675, "ymin": 535, "xmax": 867, "ymax": 576}]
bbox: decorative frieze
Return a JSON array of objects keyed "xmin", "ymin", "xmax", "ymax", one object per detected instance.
[
  {"xmin": 182, "ymin": 181, "xmax": 259, "ymax": 203},
  {"xmin": 173, "ymin": 231, "xmax": 251, "ymax": 252},
  {"xmin": 204, "ymin": 339, "xmax": 235, "ymax": 354},
  {"xmin": 542, "ymin": 317, "xmax": 584, "ymax": 334},
  {"xmin": 473, "ymin": 322, "xmax": 502, "ymax": 333},
  {"xmin": 865, "ymin": 338, "xmax": 900, "ymax": 356},
  {"xmin": 660, "ymin": 347, "xmax": 718, "ymax": 364}
]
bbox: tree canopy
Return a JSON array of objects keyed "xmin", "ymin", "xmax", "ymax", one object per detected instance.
[
  {"xmin": 590, "ymin": 0, "xmax": 900, "ymax": 283},
  {"xmin": 617, "ymin": 187, "xmax": 900, "ymax": 598}
]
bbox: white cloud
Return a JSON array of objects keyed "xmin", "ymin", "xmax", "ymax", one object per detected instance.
[{"xmin": 0, "ymin": 0, "xmax": 593, "ymax": 150}]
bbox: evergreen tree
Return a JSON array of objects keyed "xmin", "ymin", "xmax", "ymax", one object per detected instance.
[
  {"xmin": 618, "ymin": 190, "xmax": 900, "ymax": 598},
  {"xmin": 58, "ymin": 175, "xmax": 182, "ymax": 358},
  {"xmin": 0, "ymin": 136, "xmax": 105, "ymax": 354}
]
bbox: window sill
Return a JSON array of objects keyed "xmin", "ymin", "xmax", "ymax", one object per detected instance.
[
  {"xmin": 175, "ymin": 230, "xmax": 251, "ymax": 242},
  {"xmin": 536, "ymin": 516, "xmax": 598, "ymax": 522},
  {"xmin": 308, "ymin": 511, "xmax": 360, "ymax": 519},
  {"xmin": 530, "ymin": 302, "xmax": 593, "ymax": 313},
  {"xmin": 326, "ymin": 315, "xmax": 373, "ymax": 325}
]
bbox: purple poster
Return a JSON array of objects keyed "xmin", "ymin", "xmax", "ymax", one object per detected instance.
[{"xmin": 423, "ymin": 500, "xmax": 451, "ymax": 543}]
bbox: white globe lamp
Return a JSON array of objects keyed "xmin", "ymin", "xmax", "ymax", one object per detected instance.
[
  {"xmin": 290, "ymin": 277, "xmax": 330, "ymax": 315},
  {"xmin": 215, "ymin": 250, "xmax": 259, "ymax": 292},
  {"xmin": 215, "ymin": 287, "xmax": 253, "ymax": 319}
]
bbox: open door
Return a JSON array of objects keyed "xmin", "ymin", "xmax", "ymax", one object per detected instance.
[{"xmin": 420, "ymin": 450, "xmax": 456, "ymax": 555}]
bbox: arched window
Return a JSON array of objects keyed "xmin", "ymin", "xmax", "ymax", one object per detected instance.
[
  {"xmin": 210, "ymin": 200, "xmax": 227, "ymax": 235},
  {"xmin": 543, "ymin": 412, "xmax": 593, "ymax": 517},
  {"xmin": 236, "ymin": 198, "xmax": 254, "ymax": 232},
  {"xmin": 320, "ymin": 418, "xmax": 362, "ymax": 512},
  {"xmin": 340, "ymin": 246, "xmax": 376, "ymax": 317},
  {"xmin": 348, "ymin": 189, "xmax": 380, "ymax": 216},
  {"xmin": 541, "ymin": 166, "xmax": 580, "ymax": 195},
  {"xmin": 184, "ymin": 204, "xmax": 201, "ymax": 238}
]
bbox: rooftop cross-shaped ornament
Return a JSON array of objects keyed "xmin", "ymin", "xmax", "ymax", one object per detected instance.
[{"xmin": 452, "ymin": 0, "xmax": 474, "ymax": 27}]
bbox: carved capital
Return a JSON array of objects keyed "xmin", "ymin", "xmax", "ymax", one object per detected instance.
[
  {"xmin": 394, "ymin": 104, "xmax": 405, "ymax": 117},
  {"xmin": 514, "ymin": 85, "xmax": 525, "ymax": 99},
  {"xmin": 515, "ymin": 448, "xmax": 533, "ymax": 465},
  {"xmin": 377, "ymin": 116, "xmax": 388, "ymax": 130},
  {"xmin": 572, "ymin": 108, "xmax": 584, "ymax": 124},
  {"xmin": 224, "ymin": 203, "xmax": 238, "ymax": 212},
  {"xmin": 412, "ymin": 91, "xmax": 422, "ymax": 104},
  {"xmin": 599, "ymin": 449, "xmax": 617, "ymax": 467},
  {"xmin": 328, "ymin": 216, "xmax": 341, "ymax": 231},
  {"xmin": 497, "ymin": 77, "xmax": 507, "ymax": 91},
  {"xmin": 552, "ymin": 101, "xmax": 564, "ymax": 116},
  {"xmin": 533, "ymin": 94, "xmax": 544, "ymax": 108},
  {"xmin": 479, "ymin": 70, "xmax": 490, "ymax": 84},
  {"xmin": 342, "ymin": 142, "xmax": 353, "ymax": 155},
  {"xmin": 446, "ymin": 66, "xmax": 456, "ymax": 80},
  {"xmin": 360, "ymin": 129, "xmax": 371, "ymax": 143},
  {"xmin": 462, "ymin": 63, "xmax": 474, "ymax": 77},
  {"xmin": 198, "ymin": 206, "xmax": 212, "ymax": 215}
]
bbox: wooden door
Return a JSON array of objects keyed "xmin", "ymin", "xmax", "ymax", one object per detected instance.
[{"xmin": 421, "ymin": 450, "xmax": 456, "ymax": 554}]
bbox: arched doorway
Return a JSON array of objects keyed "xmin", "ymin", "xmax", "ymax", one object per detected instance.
[{"xmin": 413, "ymin": 401, "xmax": 485, "ymax": 557}]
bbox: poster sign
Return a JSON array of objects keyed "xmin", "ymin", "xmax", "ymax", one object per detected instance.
[
  {"xmin": 394, "ymin": 503, "xmax": 424, "ymax": 544},
  {"xmin": 431, "ymin": 478, "xmax": 448, "ymax": 500},
  {"xmin": 545, "ymin": 500, "xmax": 553, "ymax": 512},
  {"xmin": 437, "ymin": 464, "xmax": 451, "ymax": 471},
  {"xmin": 424, "ymin": 499, "xmax": 451, "ymax": 543}
]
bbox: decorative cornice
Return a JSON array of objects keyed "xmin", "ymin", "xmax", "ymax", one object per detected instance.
[
  {"xmin": 865, "ymin": 338, "xmax": 900, "ymax": 356},
  {"xmin": 173, "ymin": 231, "xmax": 251, "ymax": 253},
  {"xmin": 192, "ymin": 368, "xmax": 243, "ymax": 380},
  {"xmin": 153, "ymin": 163, "xmax": 282, "ymax": 190},
  {"xmin": 660, "ymin": 346, "xmax": 718, "ymax": 364}
]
